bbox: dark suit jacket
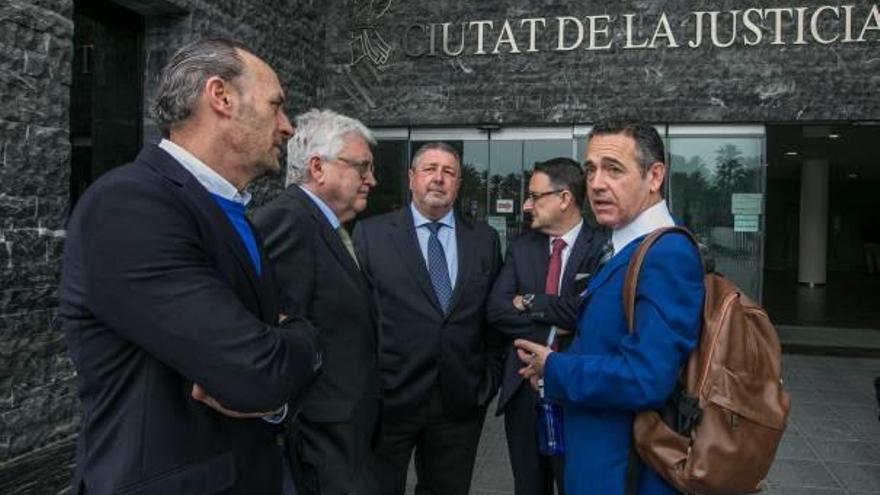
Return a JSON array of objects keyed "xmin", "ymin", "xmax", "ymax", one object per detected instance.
[
  {"xmin": 58, "ymin": 144, "xmax": 320, "ymax": 495},
  {"xmin": 353, "ymin": 207, "xmax": 504, "ymax": 420},
  {"xmin": 486, "ymin": 224, "xmax": 606, "ymax": 414},
  {"xmin": 252, "ymin": 185, "xmax": 380, "ymax": 494}
]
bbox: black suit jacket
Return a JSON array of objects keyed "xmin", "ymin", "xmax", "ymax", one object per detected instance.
[
  {"xmin": 486, "ymin": 224, "xmax": 606, "ymax": 414},
  {"xmin": 58, "ymin": 144, "xmax": 320, "ymax": 495},
  {"xmin": 353, "ymin": 207, "xmax": 505, "ymax": 420},
  {"xmin": 252, "ymin": 185, "xmax": 380, "ymax": 494}
]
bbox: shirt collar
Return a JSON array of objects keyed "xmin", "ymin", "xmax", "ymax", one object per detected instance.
[
  {"xmin": 550, "ymin": 219, "xmax": 583, "ymax": 250},
  {"xmin": 298, "ymin": 185, "xmax": 341, "ymax": 230},
  {"xmin": 159, "ymin": 139, "xmax": 251, "ymax": 205},
  {"xmin": 611, "ymin": 200, "xmax": 675, "ymax": 254},
  {"xmin": 410, "ymin": 203, "xmax": 455, "ymax": 230}
]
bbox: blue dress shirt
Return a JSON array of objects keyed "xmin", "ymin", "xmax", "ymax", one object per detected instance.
[{"xmin": 410, "ymin": 203, "xmax": 458, "ymax": 288}]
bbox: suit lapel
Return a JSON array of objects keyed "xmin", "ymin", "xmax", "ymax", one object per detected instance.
[
  {"xmin": 390, "ymin": 208, "xmax": 444, "ymax": 315},
  {"xmin": 582, "ymin": 240, "xmax": 638, "ymax": 299},
  {"xmin": 251, "ymin": 220, "xmax": 279, "ymax": 322},
  {"xmin": 530, "ymin": 233, "xmax": 550, "ymax": 293},
  {"xmin": 143, "ymin": 145, "xmax": 264, "ymax": 300},
  {"xmin": 445, "ymin": 214, "xmax": 474, "ymax": 316},
  {"xmin": 560, "ymin": 225, "xmax": 593, "ymax": 294},
  {"xmin": 289, "ymin": 187, "xmax": 371, "ymax": 298}
]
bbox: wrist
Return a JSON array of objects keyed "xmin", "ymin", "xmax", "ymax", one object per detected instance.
[{"xmin": 521, "ymin": 293, "xmax": 536, "ymax": 311}]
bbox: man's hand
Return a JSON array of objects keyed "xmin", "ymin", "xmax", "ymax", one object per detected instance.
[
  {"xmin": 514, "ymin": 339, "xmax": 553, "ymax": 381},
  {"xmin": 191, "ymin": 383, "xmax": 277, "ymax": 419},
  {"xmin": 513, "ymin": 295, "xmax": 526, "ymax": 311}
]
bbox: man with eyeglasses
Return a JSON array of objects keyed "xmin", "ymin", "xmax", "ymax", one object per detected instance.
[
  {"xmin": 486, "ymin": 157, "xmax": 606, "ymax": 495},
  {"xmin": 515, "ymin": 123, "xmax": 703, "ymax": 495},
  {"xmin": 353, "ymin": 142, "xmax": 505, "ymax": 495},
  {"xmin": 253, "ymin": 108, "xmax": 380, "ymax": 495}
]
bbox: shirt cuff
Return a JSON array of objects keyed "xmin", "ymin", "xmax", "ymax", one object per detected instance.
[{"xmin": 261, "ymin": 403, "xmax": 288, "ymax": 424}]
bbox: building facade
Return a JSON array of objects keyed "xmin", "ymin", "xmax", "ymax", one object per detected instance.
[{"xmin": 1, "ymin": 0, "xmax": 878, "ymax": 492}]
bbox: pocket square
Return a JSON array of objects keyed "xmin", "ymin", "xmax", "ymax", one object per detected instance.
[{"xmin": 574, "ymin": 272, "xmax": 591, "ymax": 281}]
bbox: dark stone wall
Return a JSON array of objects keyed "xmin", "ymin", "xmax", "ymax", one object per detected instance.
[
  {"xmin": 322, "ymin": 0, "xmax": 880, "ymax": 126},
  {"xmin": 0, "ymin": 0, "xmax": 326, "ymax": 493},
  {"xmin": 0, "ymin": 2, "xmax": 78, "ymax": 493}
]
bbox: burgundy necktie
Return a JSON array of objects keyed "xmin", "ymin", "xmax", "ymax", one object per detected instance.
[
  {"xmin": 544, "ymin": 238, "xmax": 566, "ymax": 350},
  {"xmin": 545, "ymin": 238, "xmax": 567, "ymax": 296}
]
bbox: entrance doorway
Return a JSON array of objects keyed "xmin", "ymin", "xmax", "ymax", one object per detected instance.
[
  {"xmin": 70, "ymin": 0, "xmax": 144, "ymax": 207},
  {"xmin": 409, "ymin": 127, "xmax": 576, "ymax": 252},
  {"xmin": 764, "ymin": 124, "xmax": 880, "ymax": 330}
]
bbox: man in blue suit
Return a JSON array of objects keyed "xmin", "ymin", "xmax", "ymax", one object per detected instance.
[
  {"xmin": 59, "ymin": 39, "xmax": 321, "ymax": 494},
  {"xmin": 515, "ymin": 123, "xmax": 704, "ymax": 495}
]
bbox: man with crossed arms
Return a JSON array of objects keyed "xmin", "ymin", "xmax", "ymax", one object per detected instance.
[{"xmin": 487, "ymin": 157, "xmax": 606, "ymax": 495}]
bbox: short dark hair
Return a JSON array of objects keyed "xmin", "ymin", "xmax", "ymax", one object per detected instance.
[
  {"xmin": 150, "ymin": 37, "xmax": 251, "ymax": 136},
  {"xmin": 410, "ymin": 142, "xmax": 461, "ymax": 170},
  {"xmin": 588, "ymin": 122, "xmax": 666, "ymax": 176},
  {"xmin": 533, "ymin": 157, "xmax": 585, "ymax": 209}
]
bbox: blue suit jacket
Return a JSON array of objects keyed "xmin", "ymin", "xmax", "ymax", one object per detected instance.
[{"xmin": 543, "ymin": 231, "xmax": 704, "ymax": 495}]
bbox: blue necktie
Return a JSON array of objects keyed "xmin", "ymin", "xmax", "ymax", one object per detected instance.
[{"xmin": 426, "ymin": 222, "xmax": 453, "ymax": 313}]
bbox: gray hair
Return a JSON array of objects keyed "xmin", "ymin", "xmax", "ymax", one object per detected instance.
[
  {"xmin": 410, "ymin": 142, "xmax": 461, "ymax": 169},
  {"xmin": 150, "ymin": 37, "xmax": 249, "ymax": 136},
  {"xmin": 286, "ymin": 109, "xmax": 375, "ymax": 186}
]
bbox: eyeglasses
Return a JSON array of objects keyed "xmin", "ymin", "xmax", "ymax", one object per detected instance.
[
  {"xmin": 524, "ymin": 189, "xmax": 564, "ymax": 203},
  {"xmin": 330, "ymin": 156, "xmax": 375, "ymax": 179}
]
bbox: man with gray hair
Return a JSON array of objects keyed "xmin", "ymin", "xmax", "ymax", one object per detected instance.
[
  {"xmin": 254, "ymin": 108, "xmax": 380, "ymax": 495},
  {"xmin": 58, "ymin": 38, "xmax": 321, "ymax": 495}
]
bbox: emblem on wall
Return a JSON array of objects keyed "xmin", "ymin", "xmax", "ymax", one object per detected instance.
[{"xmin": 350, "ymin": 0, "xmax": 393, "ymax": 66}]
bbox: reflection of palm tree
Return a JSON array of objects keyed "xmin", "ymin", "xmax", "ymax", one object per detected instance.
[
  {"xmin": 714, "ymin": 144, "xmax": 760, "ymax": 194},
  {"xmin": 458, "ymin": 162, "xmax": 487, "ymax": 219}
]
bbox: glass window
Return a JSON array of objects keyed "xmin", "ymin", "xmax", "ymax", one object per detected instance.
[
  {"xmin": 363, "ymin": 139, "xmax": 409, "ymax": 218},
  {"xmin": 667, "ymin": 128, "xmax": 766, "ymax": 300}
]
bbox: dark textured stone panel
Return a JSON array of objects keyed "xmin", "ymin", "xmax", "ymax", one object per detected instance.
[
  {"xmin": 0, "ymin": 436, "xmax": 75, "ymax": 495},
  {"xmin": 0, "ymin": 286, "xmax": 58, "ymax": 314},
  {"xmin": 319, "ymin": 0, "xmax": 880, "ymax": 126},
  {"xmin": 0, "ymin": 266, "xmax": 61, "ymax": 294}
]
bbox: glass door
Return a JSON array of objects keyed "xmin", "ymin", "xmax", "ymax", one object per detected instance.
[
  {"xmin": 666, "ymin": 125, "xmax": 767, "ymax": 301},
  {"xmin": 406, "ymin": 127, "xmax": 579, "ymax": 253},
  {"xmin": 489, "ymin": 128, "xmax": 575, "ymax": 251},
  {"xmin": 410, "ymin": 128, "xmax": 491, "ymax": 223}
]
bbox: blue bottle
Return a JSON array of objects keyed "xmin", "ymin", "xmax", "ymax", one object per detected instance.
[{"xmin": 536, "ymin": 378, "xmax": 564, "ymax": 456}]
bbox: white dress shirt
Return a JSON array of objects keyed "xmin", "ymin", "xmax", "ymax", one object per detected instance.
[
  {"xmin": 611, "ymin": 200, "xmax": 676, "ymax": 256},
  {"xmin": 159, "ymin": 139, "xmax": 251, "ymax": 205}
]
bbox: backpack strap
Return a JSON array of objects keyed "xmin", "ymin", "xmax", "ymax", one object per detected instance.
[{"xmin": 623, "ymin": 226, "xmax": 701, "ymax": 333}]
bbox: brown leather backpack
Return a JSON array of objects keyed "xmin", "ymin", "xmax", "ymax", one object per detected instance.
[{"xmin": 624, "ymin": 227, "xmax": 790, "ymax": 494}]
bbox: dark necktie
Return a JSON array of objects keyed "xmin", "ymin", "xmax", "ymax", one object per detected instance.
[
  {"xmin": 598, "ymin": 238, "xmax": 614, "ymax": 267},
  {"xmin": 426, "ymin": 222, "xmax": 453, "ymax": 313},
  {"xmin": 544, "ymin": 237, "xmax": 566, "ymax": 350}
]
